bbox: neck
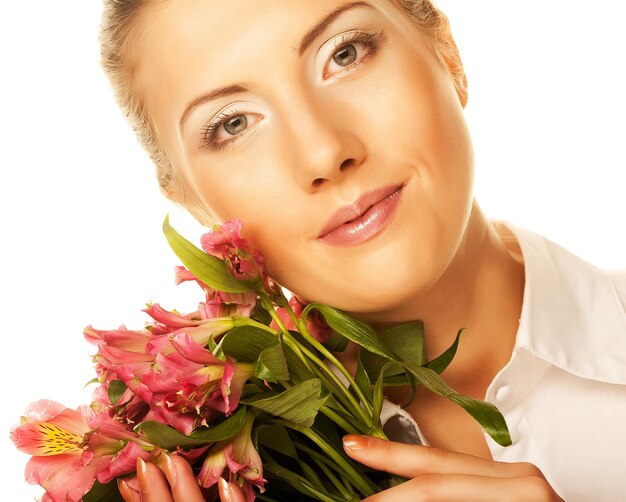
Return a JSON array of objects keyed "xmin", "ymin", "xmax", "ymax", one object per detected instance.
[{"xmin": 340, "ymin": 201, "xmax": 525, "ymax": 397}]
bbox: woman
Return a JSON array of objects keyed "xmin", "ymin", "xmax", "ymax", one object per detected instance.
[{"xmin": 98, "ymin": 1, "xmax": 626, "ymax": 500}]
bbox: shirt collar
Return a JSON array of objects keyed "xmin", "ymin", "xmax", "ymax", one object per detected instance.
[{"xmin": 501, "ymin": 221, "xmax": 626, "ymax": 385}]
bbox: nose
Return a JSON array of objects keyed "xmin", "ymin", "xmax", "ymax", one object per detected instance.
[{"xmin": 281, "ymin": 93, "xmax": 367, "ymax": 192}]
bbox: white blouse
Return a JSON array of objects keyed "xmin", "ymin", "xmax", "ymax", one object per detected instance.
[{"xmin": 381, "ymin": 221, "xmax": 626, "ymax": 501}]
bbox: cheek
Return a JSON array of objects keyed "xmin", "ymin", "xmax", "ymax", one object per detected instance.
[{"xmin": 189, "ymin": 151, "xmax": 291, "ymax": 226}]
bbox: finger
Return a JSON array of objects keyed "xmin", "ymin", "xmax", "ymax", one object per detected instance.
[
  {"xmin": 161, "ymin": 454, "xmax": 205, "ymax": 502},
  {"xmin": 342, "ymin": 435, "xmax": 542, "ymax": 479},
  {"xmin": 118, "ymin": 477, "xmax": 140, "ymax": 502},
  {"xmin": 136, "ymin": 456, "xmax": 174, "ymax": 502},
  {"xmin": 363, "ymin": 473, "xmax": 558, "ymax": 502},
  {"xmin": 218, "ymin": 477, "xmax": 247, "ymax": 502}
]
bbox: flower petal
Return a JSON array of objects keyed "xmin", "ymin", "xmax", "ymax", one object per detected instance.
[
  {"xmin": 97, "ymin": 441, "xmax": 154, "ymax": 484},
  {"xmin": 143, "ymin": 303, "xmax": 199, "ymax": 328},
  {"xmin": 197, "ymin": 445, "xmax": 228, "ymax": 488},
  {"xmin": 24, "ymin": 453, "xmax": 102, "ymax": 502},
  {"xmin": 169, "ymin": 333, "xmax": 225, "ymax": 365}
]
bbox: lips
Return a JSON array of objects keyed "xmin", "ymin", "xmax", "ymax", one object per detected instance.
[{"xmin": 317, "ymin": 184, "xmax": 404, "ymax": 245}]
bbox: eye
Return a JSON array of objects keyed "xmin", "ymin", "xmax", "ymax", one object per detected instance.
[
  {"xmin": 322, "ymin": 31, "xmax": 386, "ymax": 81},
  {"xmin": 199, "ymin": 109, "xmax": 262, "ymax": 151},
  {"xmin": 223, "ymin": 114, "xmax": 247, "ymax": 135},
  {"xmin": 333, "ymin": 44, "xmax": 358, "ymax": 67}
]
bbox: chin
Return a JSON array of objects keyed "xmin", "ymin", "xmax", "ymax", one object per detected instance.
[{"xmin": 315, "ymin": 263, "xmax": 438, "ymax": 318}]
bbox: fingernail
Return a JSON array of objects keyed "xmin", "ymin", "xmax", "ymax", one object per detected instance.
[
  {"xmin": 343, "ymin": 434, "xmax": 368, "ymax": 451},
  {"xmin": 161, "ymin": 454, "xmax": 177, "ymax": 484},
  {"xmin": 118, "ymin": 479, "xmax": 132, "ymax": 498},
  {"xmin": 218, "ymin": 477, "xmax": 233, "ymax": 502},
  {"xmin": 137, "ymin": 456, "xmax": 148, "ymax": 477},
  {"xmin": 136, "ymin": 457, "xmax": 150, "ymax": 493}
]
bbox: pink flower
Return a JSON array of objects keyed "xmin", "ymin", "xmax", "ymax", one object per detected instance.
[
  {"xmin": 197, "ymin": 413, "xmax": 266, "ymax": 501},
  {"xmin": 200, "ymin": 220, "xmax": 264, "ymax": 282},
  {"xmin": 175, "ymin": 265, "xmax": 258, "ymax": 318},
  {"xmin": 91, "ymin": 377, "xmax": 150, "ymax": 426},
  {"xmin": 85, "ymin": 310, "xmax": 234, "ymax": 388},
  {"xmin": 159, "ymin": 317, "xmax": 237, "ymax": 350},
  {"xmin": 200, "ymin": 290, "xmax": 258, "ymax": 319},
  {"xmin": 142, "ymin": 333, "xmax": 254, "ymax": 434},
  {"xmin": 272, "ymin": 296, "xmax": 334, "ymax": 343},
  {"xmin": 175, "ymin": 265, "xmax": 210, "ymax": 292},
  {"xmin": 10, "ymin": 400, "xmax": 155, "ymax": 502},
  {"xmin": 84, "ymin": 325, "xmax": 156, "ymax": 383},
  {"xmin": 143, "ymin": 303, "xmax": 200, "ymax": 330}
]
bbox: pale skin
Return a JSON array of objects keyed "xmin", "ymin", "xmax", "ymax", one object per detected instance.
[{"xmin": 119, "ymin": 0, "xmax": 563, "ymax": 499}]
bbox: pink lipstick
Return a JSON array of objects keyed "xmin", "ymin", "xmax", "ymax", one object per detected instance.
[{"xmin": 317, "ymin": 184, "xmax": 404, "ymax": 246}]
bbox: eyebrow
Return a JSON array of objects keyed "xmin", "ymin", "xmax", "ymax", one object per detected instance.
[
  {"xmin": 179, "ymin": 1, "xmax": 373, "ymax": 129},
  {"xmin": 180, "ymin": 84, "xmax": 248, "ymax": 129},
  {"xmin": 298, "ymin": 1, "xmax": 374, "ymax": 56}
]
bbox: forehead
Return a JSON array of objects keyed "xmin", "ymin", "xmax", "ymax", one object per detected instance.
[{"xmin": 132, "ymin": 0, "xmax": 412, "ymax": 115}]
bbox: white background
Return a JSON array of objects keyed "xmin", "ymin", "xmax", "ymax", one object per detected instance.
[{"xmin": 1, "ymin": 1, "xmax": 625, "ymax": 499}]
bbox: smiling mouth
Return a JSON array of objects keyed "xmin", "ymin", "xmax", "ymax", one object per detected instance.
[{"xmin": 317, "ymin": 184, "xmax": 405, "ymax": 246}]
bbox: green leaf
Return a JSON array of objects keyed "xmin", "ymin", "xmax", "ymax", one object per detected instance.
[
  {"xmin": 298, "ymin": 460, "xmax": 327, "ymax": 492},
  {"xmin": 242, "ymin": 379, "xmax": 328, "ymax": 427},
  {"xmin": 83, "ymin": 377, "xmax": 100, "ymax": 390},
  {"xmin": 251, "ymin": 302, "xmax": 274, "ymax": 326},
  {"xmin": 218, "ymin": 326, "xmax": 278, "ymax": 361},
  {"xmin": 83, "ymin": 480, "xmax": 125, "ymax": 502},
  {"xmin": 107, "ymin": 380, "xmax": 128, "ymax": 406},
  {"xmin": 256, "ymin": 342, "xmax": 290, "ymax": 382},
  {"xmin": 360, "ymin": 322, "xmax": 426, "ymax": 382},
  {"xmin": 372, "ymin": 374, "xmax": 411, "ymax": 386},
  {"xmin": 263, "ymin": 463, "xmax": 339, "ymax": 502},
  {"xmin": 354, "ymin": 355, "xmax": 373, "ymax": 403},
  {"xmin": 425, "ymin": 327, "xmax": 465, "ymax": 374},
  {"xmin": 162, "ymin": 215, "xmax": 259, "ymax": 293},
  {"xmin": 321, "ymin": 329, "xmax": 349, "ymax": 353},
  {"xmin": 256, "ymin": 423, "xmax": 298, "ymax": 458},
  {"xmin": 383, "ymin": 321, "xmax": 427, "ymax": 366},
  {"xmin": 360, "ymin": 354, "xmax": 405, "ymax": 382},
  {"xmin": 401, "ymin": 362, "xmax": 512, "ymax": 446},
  {"xmin": 135, "ymin": 407, "xmax": 247, "ymax": 449},
  {"xmin": 372, "ymin": 364, "xmax": 388, "ymax": 431},
  {"xmin": 216, "ymin": 326, "xmax": 289, "ymax": 382},
  {"xmin": 282, "ymin": 340, "xmax": 318, "ymax": 383},
  {"xmin": 189, "ymin": 406, "xmax": 248, "ymax": 442},
  {"xmin": 305, "ymin": 304, "xmax": 398, "ymax": 360},
  {"xmin": 308, "ymin": 413, "xmax": 343, "ymax": 453},
  {"xmin": 320, "ymin": 402, "xmax": 367, "ymax": 434},
  {"xmin": 447, "ymin": 393, "xmax": 512, "ymax": 446},
  {"xmin": 295, "ymin": 443, "xmax": 357, "ymax": 499}
]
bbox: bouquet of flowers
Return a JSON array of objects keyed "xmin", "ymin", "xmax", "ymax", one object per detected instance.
[{"xmin": 10, "ymin": 217, "xmax": 511, "ymax": 501}]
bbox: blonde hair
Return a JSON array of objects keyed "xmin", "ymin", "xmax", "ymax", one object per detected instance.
[{"xmin": 99, "ymin": 0, "xmax": 466, "ymax": 226}]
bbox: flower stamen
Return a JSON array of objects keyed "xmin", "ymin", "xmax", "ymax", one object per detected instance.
[{"xmin": 36, "ymin": 423, "xmax": 86, "ymax": 455}]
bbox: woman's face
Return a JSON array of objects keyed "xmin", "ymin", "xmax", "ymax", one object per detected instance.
[{"xmin": 135, "ymin": 0, "xmax": 474, "ymax": 316}]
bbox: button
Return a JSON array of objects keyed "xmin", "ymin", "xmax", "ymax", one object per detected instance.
[{"xmin": 495, "ymin": 385, "xmax": 512, "ymax": 402}]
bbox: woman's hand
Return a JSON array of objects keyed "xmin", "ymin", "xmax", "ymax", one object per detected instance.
[
  {"xmin": 342, "ymin": 435, "xmax": 564, "ymax": 501},
  {"xmin": 117, "ymin": 455, "xmax": 245, "ymax": 502}
]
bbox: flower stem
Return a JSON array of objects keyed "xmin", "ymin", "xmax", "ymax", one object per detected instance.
[
  {"xmin": 297, "ymin": 317, "xmax": 374, "ymax": 419},
  {"xmin": 285, "ymin": 334, "xmax": 372, "ymax": 427},
  {"xmin": 279, "ymin": 421, "xmax": 379, "ymax": 497},
  {"xmin": 319, "ymin": 405, "xmax": 364, "ymax": 435},
  {"xmin": 247, "ymin": 317, "xmax": 317, "ymax": 376},
  {"xmin": 295, "ymin": 443, "xmax": 357, "ymax": 500},
  {"xmin": 255, "ymin": 295, "xmax": 372, "ymax": 428}
]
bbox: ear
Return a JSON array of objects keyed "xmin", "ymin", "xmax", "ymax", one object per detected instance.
[{"xmin": 435, "ymin": 13, "xmax": 469, "ymax": 108}]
